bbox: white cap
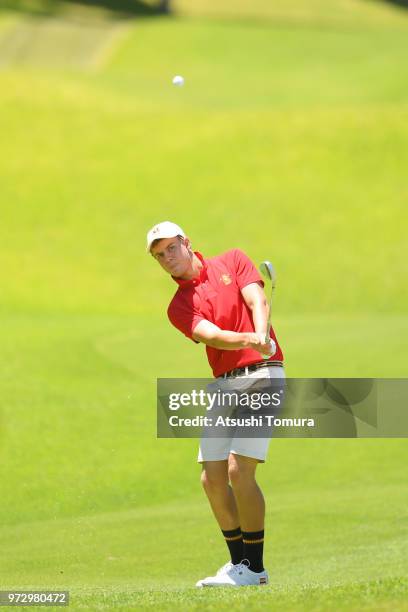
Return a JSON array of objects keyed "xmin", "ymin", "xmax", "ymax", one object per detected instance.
[{"xmin": 146, "ymin": 221, "xmax": 186, "ymax": 253}]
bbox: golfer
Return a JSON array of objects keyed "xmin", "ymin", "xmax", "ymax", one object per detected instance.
[{"xmin": 147, "ymin": 221, "xmax": 284, "ymax": 587}]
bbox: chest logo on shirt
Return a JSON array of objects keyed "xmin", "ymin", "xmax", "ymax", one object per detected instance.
[{"xmin": 220, "ymin": 274, "xmax": 232, "ymax": 285}]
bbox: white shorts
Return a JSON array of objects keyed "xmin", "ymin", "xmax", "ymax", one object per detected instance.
[{"xmin": 197, "ymin": 364, "xmax": 285, "ymax": 463}]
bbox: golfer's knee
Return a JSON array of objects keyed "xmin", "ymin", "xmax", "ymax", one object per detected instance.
[
  {"xmin": 228, "ymin": 459, "xmax": 255, "ymax": 489},
  {"xmin": 201, "ymin": 468, "xmax": 227, "ymax": 492}
]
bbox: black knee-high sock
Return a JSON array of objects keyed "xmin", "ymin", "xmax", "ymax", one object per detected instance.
[
  {"xmin": 221, "ymin": 527, "xmax": 244, "ymax": 565},
  {"xmin": 242, "ymin": 529, "xmax": 264, "ymax": 572}
]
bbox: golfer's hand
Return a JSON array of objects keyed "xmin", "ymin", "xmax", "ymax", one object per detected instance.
[{"xmin": 248, "ymin": 333, "xmax": 276, "ymax": 356}]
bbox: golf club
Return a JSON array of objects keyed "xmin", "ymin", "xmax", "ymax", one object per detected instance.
[{"xmin": 259, "ymin": 260, "xmax": 277, "ymax": 359}]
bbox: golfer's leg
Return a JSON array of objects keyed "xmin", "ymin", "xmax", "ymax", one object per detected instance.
[
  {"xmin": 228, "ymin": 453, "xmax": 266, "ymax": 572},
  {"xmin": 227, "ymin": 454, "xmax": 264, "ymax": 531},
  {"xmin": 201, "ymin": 460, "xmax": 240, "ymax": 530}
]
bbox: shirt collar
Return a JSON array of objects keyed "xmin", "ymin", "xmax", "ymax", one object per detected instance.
[{"xmin": 172, "ymin": 251, "xmax": 208, "ymax": 288}]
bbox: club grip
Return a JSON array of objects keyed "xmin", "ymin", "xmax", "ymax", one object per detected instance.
[{"xmin": 261, "ymin": 338, "xmax": 276, "ymax": 360}]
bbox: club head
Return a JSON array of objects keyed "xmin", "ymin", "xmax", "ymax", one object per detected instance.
[{"xmin": 259, "ymin": 260, "xmax": 276, "ymax": 287}]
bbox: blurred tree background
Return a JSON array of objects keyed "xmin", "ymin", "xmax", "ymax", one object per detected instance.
[{"xmin": 0, "ymin": 0, "xmax": 170, "ymax": 16}]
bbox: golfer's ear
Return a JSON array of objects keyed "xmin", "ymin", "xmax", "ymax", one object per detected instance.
[{"xmin": 183, "ymin": 236, "xmax": 192, "ymax": 252}]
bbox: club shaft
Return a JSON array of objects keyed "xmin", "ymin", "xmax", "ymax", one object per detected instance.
[{"xmin": 265, "ymin": 285, "xmax": 274, "ymax": 342}]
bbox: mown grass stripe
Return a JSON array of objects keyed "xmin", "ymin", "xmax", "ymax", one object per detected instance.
[{"xmin": 0, "ymin": 15, "xmax": 127, "ymax": 68}]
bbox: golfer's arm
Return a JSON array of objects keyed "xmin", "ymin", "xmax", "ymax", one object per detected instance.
[
  {"xmin": 241, "ymin": 282, "xmax": 269, "ymax": 338},
  {"xmin": 192, "ymin": 320, "xmax": 253, "ymax": 350}
]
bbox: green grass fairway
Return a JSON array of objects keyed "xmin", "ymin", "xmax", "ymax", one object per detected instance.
[{"xmin": 0, "ymin": 0, "xmax": 407, "ymax": 610}]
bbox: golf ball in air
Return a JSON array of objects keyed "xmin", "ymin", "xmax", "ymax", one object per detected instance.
[{"xmin": 172, "ymin": 75, "xmax": 185, "ymax": 87}]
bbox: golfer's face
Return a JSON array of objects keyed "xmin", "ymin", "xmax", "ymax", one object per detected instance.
[{"xmin": 151, "ymin": 237, "xmax": 190, "ymax": 276}]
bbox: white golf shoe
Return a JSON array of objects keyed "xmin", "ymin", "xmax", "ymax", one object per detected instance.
[
  {"xmin": 195, "ymin": 561, "xmax": 233, "ymax": 587},
  {"xmin": 196, "ymin": 559, "xmax": 268, "ymax": 587},
  {"xmin": 215, "ymin": 561, "xmax": 234, "ymax": 575}
]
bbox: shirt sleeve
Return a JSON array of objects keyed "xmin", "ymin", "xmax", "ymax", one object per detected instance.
[
  {"xmin": 167, "ymin": 294, "xmax": 204, "ymax": 344},
  {"xmin": 233, "ymin": 249, "xmax": 264, "ymax": 290}
]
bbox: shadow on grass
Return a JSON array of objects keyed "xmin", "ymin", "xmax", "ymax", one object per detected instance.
[
  {"xmin": 381, "ymin": 0, "xmax": 408, "ymax": 8},
  {"xmin": 0, "ymin": 0, "xmax": 171, "ymax": 18}
]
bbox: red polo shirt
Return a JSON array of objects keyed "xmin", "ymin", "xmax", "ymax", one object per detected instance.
[{"xmin": 167, "ymin": 249, "xmax": 284, "ymax": 378}]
